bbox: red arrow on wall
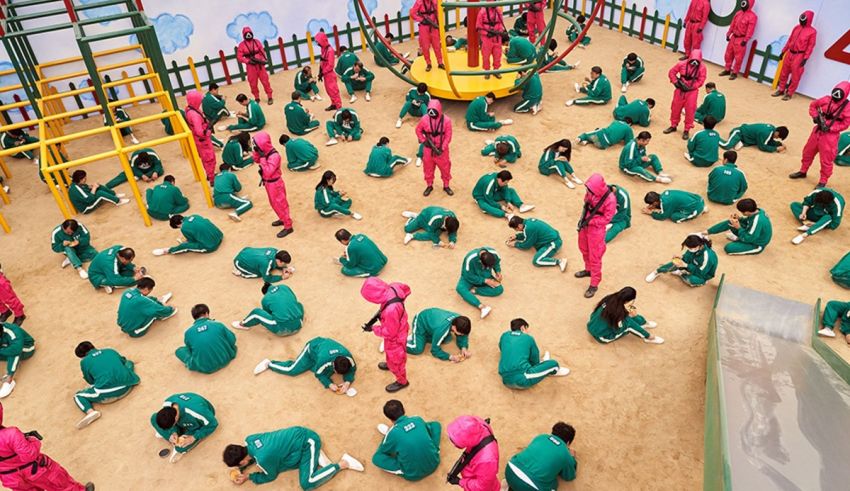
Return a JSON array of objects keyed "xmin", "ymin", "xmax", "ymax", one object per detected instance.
[{"xmin": 824, "ymin": 29, "xmax": 850, "ymax": 64}]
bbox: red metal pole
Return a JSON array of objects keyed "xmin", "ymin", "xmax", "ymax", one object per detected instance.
[
  {"xmin": 218, "ymin": 50, "xmax": 232, "ymax": 84},
  {"xmin": 63, "ymin": 0, "xmax": 78, "ymax": 23},
  {"xmin": 742, "ymin": 40, "xmax": 757, "ymax": 79},
  {"xmin": 277, "ymin": 37, "xmax": 288, "ymax": 70},
  {"xmin": 134, "ymin": 0, "xmax": 144, "ymax": 11},
  {"xmin": 598, "ymin": 0, "xmax": 605, "ymax": 26},
  {"xmin": 638, "ymin": 7, "xmax": 647, "ymax": 41},
  {"xmin": 384, "ymin": 14, "xmax": 391, "ymax": 36},
  {"xmin": 12, "ymin": 94, "xmax": 33, "ymax": 130},
  {"xmin": 332, "ymin": 25, "xmax": 340, "ymax": 52},
  {"xmin": 467, "ymin": 0, "xmax": 480, "ymax": 68}
]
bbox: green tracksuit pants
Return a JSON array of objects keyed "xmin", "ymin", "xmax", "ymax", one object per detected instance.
[
  {"xmin": 456, "ymin": 277, "xmax": 503, "ymax": 308},
  {"xmin": 656, "ymin": 263, "xmax": 706, "ymax": 286},
  {"xmin": 60, "ymin": 245, "xmax": 98, "ymax": 269},
  {"xmin": 325, "ymin": 122, "xmax": 362, "ymax": 141},
  {"xmin": 605, "ymin": 221, "xmax": 629, "ymax": 243},
  {"xmin": 790, "ymin": 202, "xmax": 834, "ymax": 236},
  {"xmin": 501, "ymin": 361, "xmax": 560, "ymax": 389},
  {"xmin": 73, "ymin": 384, "xmax": 133, "ymax": 413},
  {"xmin": 241, "ymin": 308, "xmax": 301, "ymax": 336},
  {"xmin": 623, "ymin": 155, "xmax": 662, "ymax": 181},
  {"xmin": 823, "ymin": 301, "xmax": 850, "ymax": 335},
  {"xmin": 214, "ymin": 193, "xmax": 253, "ymax": 215}
]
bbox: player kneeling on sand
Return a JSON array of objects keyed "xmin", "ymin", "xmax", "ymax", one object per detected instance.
[
  {"xmin": 507, "ymin": 216, "xmax": 568, "ymax": 271},
  {"xmin": 499, "ymin": 318, "xmax": 570, "ymax": 389},
  {"xmin": 372, "ymin": 399, "xmax": 441, "ymax": 481},
  {"xmin": 232, "ymin": 282, "xmax": 304, "ymax": 336},
  {"xmin": 586, "ymin": 287, "xmax": 663, "ymax": 344},
  {"xmin": 73, "ymin": 341, "xmax": 140, "ymax": 429},
  {"xmin": 646, "ymin": 234, "xmax": 718, "ymax": 287},
  {"xmin": 253, "ymin": 336, "xmax": 357, "ymax": 396},
  {"xmin": 223, "ymin": 426, "xmax": 364, "ymax": 487},
  {"xmin": 402, "ymin": 206, "xmax": 459, "ymax": 248},
  {"xmin": 406, "ymin": 308, "xmax": 471, "ymax": 362},
  {"xmin": 152, "ymin": 392, "xmax": 218, "ymax": 463},
  {"xmin": 504, "ymin": 422, "xmax": 579, "ymax": 491}
]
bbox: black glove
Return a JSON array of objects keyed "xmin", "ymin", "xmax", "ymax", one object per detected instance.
[
  {"xmin": 726, "ymin": 36, "xmax": 731, "ymax": 42},
  {"xmin": 361, "ymin": 324, "xmax": 373, "ymax": 332},
  {"xmin": 697, "ymin": 28, "xmax": 702, "ymax": 33},
  {"xmin": 740, "ymin": 41, "xmax": 746, "ymax": 46},
  {"xmin": 447, "ymin": 475, "xmax": 461, "ymax": 485},
  {"xmin": 801, "ymin": 58, "xmax": 807, "ymax": 67},
  {"xmin": 318, "ymin": 72, "xmax": 324, "ymax": 82},
  {"xmin": 812, "ymin": 116, "xmax": 820, "ymax": 125}
]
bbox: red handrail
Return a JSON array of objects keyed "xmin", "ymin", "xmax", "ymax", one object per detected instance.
[
  {"xmin": 539, "ymin": 0, "xmax": 603, "ymax": 73},
  {"xmin": 354, "ymin": 0, "xmax": 412, "ymax": 67}
]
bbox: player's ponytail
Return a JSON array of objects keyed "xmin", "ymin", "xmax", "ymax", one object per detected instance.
[
  {"xmin": 596, "ymin": 287, "xmax": 637, "ymax": 327},
  {"xmin": 682, "ymin": 234, "xmax": 712, "ymax": 250}
]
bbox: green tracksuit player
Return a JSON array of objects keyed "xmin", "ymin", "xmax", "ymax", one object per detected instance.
[
  {"xmin": 232, "ymin": 247, "xmax": 293, "ymax": 283},
  {"xmin": 506, "ymin": 35, "xmax": 536, "ymax": 64},
  {"xmin": 472, "ymin": 171, "xmax": 534, "ymax": 218},
  {"xmin": 566, "ymin": 67, "xmax": 610, "ymax": 106},
  {"xmin": 176, "ymin": 304, "xmax": 237, "ymax": 374},
  {"xmin": 612, "ymin": 95, "xmax": 652, "ymax": 127},
  {"xmin": 105, "ymin": 148, "xmax": 165, "ymax": 189},
  {"xmin": 507, "ymin": 217, "xmax": 567, "ymax": 270},
  {"xmin": 73, "ymin": 342, "xmax": 140, "ymax": 429},
  {"xmin": 605, "ymin": 184, "xmax": 631, "ymax": 242},
  {"xmin": 325, "ymin": 108, "xmax": 363, "ymax": 144},
  {"xmin": 153, "ymin": 214, "xmax": 223, "ymax": 256},
  {"xmin": 51, "ymin": 219, "xmax": 97, "ymax": 279},
  {"xmin": 720, "ymin": 123, "xmax": 788, "ymax": 153},
  {"xmin": 685, "ymin": 116, "xmax": 721, "ymax": 167},
  {"xmin": 704, "ymin": 198, "xmax": 772, "ymax": 255},
  {"xmin": 221, "ymin": 133, "xmax": 254, "ymax": 170},
  {"xmin": 402, "ymin": 206, "xmax": 459, "ymax": 247},
  {"xmin": 643, "ymin": 190, "xmax": 706, "ymax": 223},
  {"xmin": 225, "ymin": 94, "xmax": 266, "ymax": 132},
  {"xmin": 233, "ymin": 282, "xmax": 304, "ymax": 336},
  {"xmin": 513, "ymin": 71, "xmax": 543, "ymax": 114},
  {"xmin": 285, "ymin": 93, "xmax": 321, "ymax": 135},
  {"xmin": 280, "ymin": 134, "xmax": 320, "ymax": 172},
  {"xmin": 372, "ymin": 400, "xmax": 441, "ymax": 481},
  {"xmin": 707, "ymin": 153, "xmax": 747, "ymax": 205},
  {"xmin": 116, "ymin": 277, "xmax": 176, "ymax": 338},
  {"xmin": 87, "ymin": 245, "xmax": 141, "ymax": 292},
  {"xmin": 364, "ymin": 138, "xmax": 409, "ymax": 177},
  {"xmin": 397, "ymin": 84, "xmax": 431, "ymax": 127},
  {"xmin": 791, "ymin": 188, "xmax": 845, "ymax": 245},
  {"xmin": 456, "ymin": 247, "xmax": 502, "ymax": 318},
  {"xmin": 481, "ymin": 135, "xmax": 522, "ymax": 165},
  {"xmin": 334, "ymin": 230, "xmax": 387, "ymax": 277},
  {"xmin": 498, "ymin": 318, "xmax": 569, "ymax": 389},
  {"xmin": 819, "ymin": 301, "xmax": 850, "ymax": 341},
  {"xmin": 145, "ymin": 176, "xmax": 190, "ymax": 221},
  {"xmin": 619, "ymin": 132, "xmax": 670, "ymax": 183},
  {"xmin": 213, "ymin": 164, "xmax": 253, "ymax": 220},
  {"xmin": 151, "ymin": 392, "xmax": 218, "ymax": 462},
  {"xmin": 294, "ymin": 66, "xmax": 321, "ymax": 100},
  {"xmin": 406, "ymin": 308, "xmax": 471, "ymax": 361},
  {"xmin": 694, "ymin": 83, "xmax": 726, "ymax": 124},
  {"xmin": 253, "ymin": 337, "xmax": 356, "ymax": 393},
  {"xmin": 505, "ymin": 424, "xmax": 578, "ymax": 491},
  {"xmin": 466, "ymin": 93, "xmax": 511, "ymax": 131},
  {"xmin": 577, "ymin": 120, "xmax": 634, "ymax": 149}
]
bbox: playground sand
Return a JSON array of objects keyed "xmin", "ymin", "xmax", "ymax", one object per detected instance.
[{"xmin": 1, "ymin": 26, "xmax": 848, "ymax": 490}]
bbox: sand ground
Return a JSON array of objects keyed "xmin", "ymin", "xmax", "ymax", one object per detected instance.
[{"xmin": 0, "ymin": 20, "xmax": 848, "ymax": 491}]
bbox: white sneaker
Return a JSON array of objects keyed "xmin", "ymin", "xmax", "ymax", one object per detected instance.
[
  {"xmin": 378, "ymin": 340, "xmax": 385, "ymax": 353},
  {"xmin": 365, "ymin": 92, "xmax": 371, "ymax": 102},
  {"xmin": 796, "ymin": 225, "xmax": 810, "ymax": 232},
  {"xmin": 558, "ymin": 258, "xmax": 568, "ymax": 272},
  {"xmin": 159, "ymin": 292, "xmax": 173, "ymax": 304},
  {"xmin": 232, "ymin": 268, "xmax": 242, "ymax": 277},
  {"xmin": 401, "ymin": 210, "xmax": 417, "ymax": 219},
  {"xmin": 505, "ymin": 213, "xmax": 515, "ymax": 221},
  {"xmin": 572, "ymin": 176, "xmax": 583, "ymax": 185},
  {"xmin": 395, "ymin": 119, "xmax": 402, "ymax": 128},
  {"xmin": 78, "ymin": 269, "xmax": 89, "ymax": 280},
  {"xmin": 232, "ymin": 321, "xmax": 250, "ymax": 331},
  {"xmin": 377, "ymin": 423, "xmax": 389, "ymax": 436},
  {"xmin": 684, "ymin": 152, "xmax": 692, "ymax": 160},
  {"xmin": 253, "ymin": 358, "xmax": 271, "ymax": 375},
  {"xmin": 480, "ymin": 305, "xmax": 492, "ymax": 319},
  {"xmin": 565, "ymin": 99, "xmax": 575, "ymax": 107},
  {"xmin": 103, "ymin": 285, "xmax": 114, "ymax": 294},
  {"xmin": 645, "ymin": 270, "xmax": 660, "ymax": 282},
  {"xmin": 564, "ymin": 178, "xmax": 575, "ymax": 189},
  {"xmin": 117, "ymin": 199, "xmax": 130, "ymax": 206},
  {"xmin": 403, "ymin": 157, "xmax": 412, "ymax": 166},
  {"xmin": 621, "ymin": 82, "xmax": 629, "ymax": 93},
  {"xmin": 152, "ymin": 248, "xmax": 168, "ymax": 256},
  {"xmin": 325, "ymin": 138, "xmax": 339, "ymax": 146},
  {"xmin": 229, "ymin": 212, "xmax": 241, "ymax": 222},
  {"xmin": 532, "ymin": 104, "xmax": 541, "ymax": 115},
  {"xmin": 404, "ymin": 233, "xmax": 414, "ymax": 245},
  {"xmin": 725, "ymin": 232, "xmax": 738, "ymax": 241},
  {"xmin": 791, "ymin": 234, "xmax": 806, "ymax": 245},
  {"xmin": 33, "ymin": 158, "xmax": 40, "ymax": 166},
  {"xmin": 315, "ymin": 95, "xmax": 323, "ymax": 101},
  {"xmin": 657, "ymin": 176, "xmax": 672, "ymax": 184},
  {"xmin": 734, "ymin": 142, "xmax": 744, "ymax": 151},
  {"xmin": 645, "ymin": 320, "xmax": 658, "ymax": 328},
  {"xmin": 574, "ymin": 82, "xmax": 581, "ymax": 93},
  {"xmin": 554, "ymin": 367, "xmax": 571, "ymax": 377},
  {"xmin": 702, "ymin": 205, "xmax": 709, "ymax": 214},
  {"xmin": 318, "ymin": 451, "xmax": 332, "ymax": 467},
  {"xmin": 543, "ymin": 351, "xmax": 550, "ymax": 361},
  {"xmin": 0, "ymin": 381, "xmax": 15, "ymax": 399},
  {"xmin": 484, "ymin": 139, "xmax": 495, "ymax": 145},
  {"xmin": 130, "ymin": 135, "xmax": 140, "ymax": 144},
  {"xmin": 75, "ymin": 410, "xmax": 101, "ymax": 429},
  {"xmin": 349, "ymin": 94, "xmax": 358, "ymax": 103},
  {"xmin": 351, "ymin": 212, "xmax": 363, "ymax": 220},
  {"xmin": 169, "ymin": 450, "xmax": 184, "ymax": 463},
  {"xmin": 519, "ymin": 204, "xmax": 535, "ymax": 213},
  {"xmin": 818, "ymin": 327, "xmax": 836, "ymax": 338},
  {"xmin": 644, "ymin": 336, "xmax": 665, "ymax": 344},
  {"xmin": 61, "ymin": 257, "xmax": 72, "ymax": 268},
  {"xmin": 340, "ymin": 453, "xmax": 364, "ymax": 472},
  {"xmin": 115, "ymin": 193, "xmax": 127, "ymax": 199},
  {"xmin": 415, "ymin": 157, "xmax": 422, "ymax": 167},
  {"xmin": 500, "ymin": 119, "xmax": 513, "ymax": 126}
]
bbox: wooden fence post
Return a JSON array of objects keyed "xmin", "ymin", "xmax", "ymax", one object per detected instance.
[
  {"xmin": 218, "ymin": 50, "xmax": 232, "ymax": 84},
  {"xmin": 277, "ymin": 37, "xmax": 288, "ymax": 70},
  {"xmin": 638, "ymin": 6, "xmax": 647, "ymax": 41},
  {"xmin": 743, "ymin": 40, "xmax": 758, "ymax": 79}
]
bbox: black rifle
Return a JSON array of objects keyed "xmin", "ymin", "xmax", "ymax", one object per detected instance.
[
  {"xmin": 577, "ymin": 186, "xmax": 614, "ymax": 231},
  {"xmin": 361, "ymin": 294, "xmax": 405, "ymax": 332},
  {"xmin": 423, "ymin": 136, "xmax": 443, "ymax": 156},
  {"xmin": 447, "ymin": 419, "xmax": 495, "ymax": 485}
]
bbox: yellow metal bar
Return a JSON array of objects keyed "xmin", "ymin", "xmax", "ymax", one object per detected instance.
[
  {"xmin": 771, "ymin": 55, "xmax": 784, "ymax": 90},
  {"xmin": 113, "ymin": 110, "xmax": 174, "ymax": 129},
  {"xmin": 42, "ymin": 126, "xmax": 112, "ymax": 147},
  {"xmin": 0, "ymin": 100, "xmax": 32, "ymax": 111},
  {"xmin": 42, "ymin": 149, "xmax": 120, "ymax": 173},
  {"xmin": 0, "ymin": 84, "xmax": 24, "ymax": 94},
  {"xmin": 39, "ymin": 122, "xmax": 74, "ymax": 219},
  {"xmin": 107, "ymin": 126, "xmax": 152, "ymax": 227},
  {"xmin": 0, "ymin": 156, "xmax": 10, "ymax": 179},
  {"xmin": 117, "ymin": 133, "xmax": 186, "ymax": 153},
  {"xmin": 436, "ymin": 0, "xmax": 461, "ymax": 98},
  {"xmin": 175, "ymin": 112, "xmax": 213, "ymax": 207},
  {"xmin": 107, "ymin": 90, "xmax": 167, "ymax": 108},
  {"xmin": 409, "ymin": 16, "xmax": 415, "ymax": 40},
  {"xmin": 187, "ymin": 57, "xmax": 202, "ymax": 92},
  {"xmin": 0, "ymin": 69, "xmax": 16, "ymax": 77},
  {"xmin": 37, "ymin": 58, "xmax": 151, "ymax": 88},
  {"xmin": 0, "ymin": 142, "xmax": 41, "ymax": 158},
  {"xmin": 0, "ymin": 183, "xmax": 9, "ymax": 205},
  {"xmin": 121, "ymin": 71, "xmax": 137, "ymax": 104},
  {"xmin": 41, "ymin": 105, "xmax": 101, "ymax": 123},
  {"xmin": 306, "ymin": 32, "xmax": 316, "ymax": 65},
  {"xmin": 36, "ymin": 44, "xmax": 145, "ymax": 71},
  {"xmin": 0, "ymin": 120, "xmax": 39, "ymax": 133},
  {"xmin": 103, "ymin": 72, "xmax": 157, "ymax": 89},
  {"xmin": 359, "ymin": 27, "xmax": 367, "ymax": 53},
  {"xmin": 0, "ymin": 211, "xmax": 9, "ymax": 234},
  {"xmin": 661, "ymin": 14, "xmax": 671, "ymax": 49},
  {"xmin": 41, "ymin": 85, "xmax": 95, "ymax": 102},
  {"xmin": 618, "ymin": 0, "xmax": 626, "ymax": 32}
]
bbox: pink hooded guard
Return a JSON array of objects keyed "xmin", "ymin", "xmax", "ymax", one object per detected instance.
[
  {"xmin": 252, "ymin": 131, "xmax": 282, "ymax": 181},
  {"xmin": 582, "ymin": 173, "xmax": 617, "ymax": 227},
  {"xmin": 236, "ymin": 26, "xmax": 267, "ymax": 65},
  {"xmin": 668, "ymin": 49, "xmax": 706, "ymax": 91},
  {"xmin": 360, "ymin": 277, "xmax": 411, "ymax": 347},
  {"xmin": 446, "ymin": 415, "xmax": 500, "ymax": 491}
]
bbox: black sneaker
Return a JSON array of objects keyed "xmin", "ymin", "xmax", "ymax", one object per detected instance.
[
  {"xmin": 378, "ymin": 362, "xmax": 389, "ymax": 371},
  {"xmin": 267, "ymin": 98, "xmax": 274, "ymax": 105},
  {"xmin": 425, "ymin": 64, "xmax": 433, "ymax": 72},
  {"xmin": 493, "ymin": 73, "xmax": 502, "ymax": 79},
  {"xmin": 11, "ymin": 315, "xmax": 25, "ymax": 326},
  {"xmin": 277, "ymin": 228, "xmax": 294, "ymax": 238},
  {"xmin": 662, "ymin": 126, "xmax": 677, "ymax": 134},
  {"xmin": 574, "ymin": 270, "xmax": 591, "ymax": 278},
  {"xmin": 443, "ymin": 187, "xmax": 454, "ymax": 196},
  {"xmin": 423, "ymin": 186, "xmax": 433, "ymax": 196},
  {"xmin": 324, "ymin": 105, "xmax": 336, "ymax": 111},
  {"xmin": 816, "ymin": 183, "xmax": 827, "ymax": 189},
  {"xmin": 729, "ymin": 73, "xmax": 738, "ymax": 80},
  {"xmin": 718, "ymin": 70, "xmax": 731, "ymax": 77},
  {"xmin": 0, "ymin": 311, "xmax": 10, "ymax": 323},
  {"xmin": 788, "ymin": 172, "xmax": 807, "ymax": 179},
  {"xmin": 681, "ymin": 131, "xmax": 690, "ymax": 140},
  {"xmin": 271, "ymin": 220, "xmax": 284, "ymax": 226},
  {"xmin": 437, "ymin": 64, "xmax": 445, "ymax": 70},
  {"xmin": 385, "ymin": 381, "xmax": 409, "ymax": 393},
  {"xmin": 254, "ymin": 98, "xmax": 261, "ymax": 103},
  {"xmin": 584, "ymin": 286, "xmax": 598, "ymax": 298},
  {"xmin": 85, "ymin": 483, "xmax": 95, "ymax": 491}
]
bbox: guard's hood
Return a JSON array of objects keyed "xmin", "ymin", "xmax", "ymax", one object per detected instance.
[
  {"xmin": 242, "ymin": 27, "xmax": 254, "ymax": 39},
  {"xmin": 688, "ymin": 49, "xmax": 703, "ymax": 63},
  {"xmin": 315, "ymin": 31, "xmax": 330, "ymax": 49},
  {"xmin": 252, "ymin": 131, "xmax": 274, "ymax": 154},
  {"xmin": 360, "ymin": 277, "xmax": 411, "ymax": 304},
  {"xmin": 447, "ymin": 415, "xmax": 493, "ymax": 450},
  {"xmin": 831, "ymin": 81, "xmax": 850, "ymax": 103},
  {"xmin": 584, "ymin": 172, "xmax": 608, "ymax": 204},
  {"xmin": 427, "ymin": 99, "xmax": 443, "ymax": 118},
  {"xmin": 186, "ymin": 90, "xmax": 202, "ymax": 109},
  {"xmin": 800, "ymin": 10, "xmax": 814, "ymax": 26}
]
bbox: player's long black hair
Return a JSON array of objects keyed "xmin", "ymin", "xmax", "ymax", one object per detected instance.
[
  {"xmin": 316, "ymin": 170, "xmax": 336, "ymax": 190},
  {"xmin": 545, "ymin": 139, "xmax": 572, "ymax": 161},
  {"xmin": 682, "ymin": 234, "xmax": 712, "ymax": 250},
  {"xmin": 595, "ymin": 286, "xmax": 637, "ymax": 327}
]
